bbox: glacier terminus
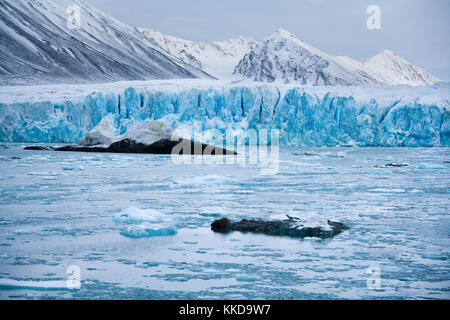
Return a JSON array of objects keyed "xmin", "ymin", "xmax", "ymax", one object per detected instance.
[{"xmin": 1, "ymin": 80, "xmax": 449, "ymax": 147}]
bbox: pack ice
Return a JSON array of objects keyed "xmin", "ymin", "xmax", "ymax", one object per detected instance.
[{"xmin": 0, "ymin": 80, "xmax": 449, "ymax": 147}]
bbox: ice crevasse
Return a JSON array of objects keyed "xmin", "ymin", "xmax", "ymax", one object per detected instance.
[{"xmin": 0, "ymin": 81, "xmax": 449, "ymax": 147}]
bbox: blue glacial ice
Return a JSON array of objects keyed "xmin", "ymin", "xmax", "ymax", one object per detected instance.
[
  {"xmin": 114, "ymin": 207, "xmax": 177, "ymax": 238},
  {"xmin": 0, "ymin": 81, "xmax": 449, "ymax": 146}
]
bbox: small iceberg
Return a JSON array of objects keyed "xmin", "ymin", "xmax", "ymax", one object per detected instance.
[
  {"xmin": 114, "ymin": 207, "xmax": 177, "ymax": 238},
  {"xmin": 120, "ymin": 223, "xmax": 177, "ymax": 238},
  {"xmin": 0, "ymin": 279, "xmax": 69, "ymax": 290}
]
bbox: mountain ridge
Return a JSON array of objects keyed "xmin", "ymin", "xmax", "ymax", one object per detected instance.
[
  {"xmin": 0, "ymin": 1, "xmax": 439, "ymax": 87},
  {"xmin": 146, "ymin": 27, "xmax": 439, "ymax": 86},
  {"xmin": 233, "ymin": 28, "xmax": 382, "ymax": 86},
  {"xmin": 0, "ymin": 0, "xmax": 213, "ymax": 86},
  {"xmin": 233, "ymin": 29, "xmax": 438, "ymax": 86},
  {"xmin": 138, "ymin": 28, "xmax": 257, "ymax": 79}
]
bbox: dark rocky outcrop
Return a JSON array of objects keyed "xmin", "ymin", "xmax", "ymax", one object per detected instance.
[
  {"xmin": 23, "ymin": 146, "xmax": 55, "ymax": 151},
  {"xmin": 26, "ymin": 139, "xmax": 236, "ymax": 155},
  {"xmin": 54, "ymin": 145, "xmax": 110, "ymax": 153},
  {"xmin": 106, "ymin": 138, "xmax": 236, "ymax": 155},
  {"xmin": 385, "ymin": 162, "xmax": 408, "ymax": 167},
  {"xmin": 211, "ymin": 216, "xmax": 349, "ymax": 239}
]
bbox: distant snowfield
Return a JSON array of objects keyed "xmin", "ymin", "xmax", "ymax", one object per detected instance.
[{"xmin": 1, "ymin": 79, "xmax": 448, "ymax": 106}]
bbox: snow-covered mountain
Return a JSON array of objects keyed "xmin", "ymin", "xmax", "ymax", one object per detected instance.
[
  {"xmin": 0, "ymin": 0, "xmax": 439, "ymax": 87},
  {"xmin": 233, "ymin": 28, "xmax": 382, "ymax": 86},
  {"xmin": 336, "ymin": 50, "xmax": 439, "ymax": 86},
  {"xmin": 138, "ymin": 28, "xmax": 257, "ymax": 79},
  {"xmin": 234, "ymin": 28, "xmax": 439, "ymax": 86},
  {"xmin": 0, "ymin": 0, "xmax": 212, "ymax": 86}
]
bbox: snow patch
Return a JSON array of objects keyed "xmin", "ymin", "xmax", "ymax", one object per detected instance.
[
  {"xmin": 115, "ymin": 121, "xmax": 176, "ymax": 145},
  {"xmin": 269, "ymin": 211, "xmax": 333, "ymax": 231},
  {"xmin": 78, "ymin": 115, "xmax": 116, "ymax": 146}
]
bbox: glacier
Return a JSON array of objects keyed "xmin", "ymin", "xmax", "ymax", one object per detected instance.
[{"xmin": 0, "ymin": 80, "xmax": 449, "ymax": 147}]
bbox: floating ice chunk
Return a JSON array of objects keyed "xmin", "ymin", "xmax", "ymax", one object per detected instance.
[
  {"xmin": 369, "ymin": 188, "xmax": 406, "ymax": 193},
  {"xmin": 235, "ymin": 274, "xmax": 261, "ymax": 282},
  {"xmin": 198, "ymin": 206, "xmax": 229, "ymax": 217},
  {"xmin": 13, "ymin": 229, "xmax": 32, "ymax": 235},
  {"xmin": 114, "ymin": 207, "xmax": 176, "ymax": 238},
  {"xmin": 325, "ymin": 152, "xmax": 346, "ymax": 158},
  {"xmin": 172, "ymin": 174, "xmax": 230, "ymax": 186},
  {"xmin": 120, "ymin": 223, "xmax": 177, "ymax": 238},
  {"xmin": 0, "ymin": 279, "xmax": 69, "ymax": 290},
  {"xmin": 27, "ymin": 171, "xmax": 59, "ymax": 176},
  {"xmin": 114, "ymin": 207, "xmax": 172, "ymax": 224}
]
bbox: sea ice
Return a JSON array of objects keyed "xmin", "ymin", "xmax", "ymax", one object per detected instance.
[
  {"xmin": 120, "ymin": 223, "xmax": 177, "ymax": 238},
  {"xmin": 114, "ymin": 207, "xmax": 176, "ymax": 238}
]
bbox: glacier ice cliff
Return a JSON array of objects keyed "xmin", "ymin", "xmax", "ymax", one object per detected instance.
[{"xmin": 0, "ymin": 81, "xmax": 449, "ymax": 147}]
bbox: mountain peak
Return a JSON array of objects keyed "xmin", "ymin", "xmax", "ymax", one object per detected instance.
[
  {"xmin": 379, "ymin": 49, "xmax": 395, "ymax": 55},
  {"xmin": 275, "ymin": 27, "xmax": 294, "ymax": 35},
  {"xmin": 235, "ymin": 34, "xmax": 253, "ymax": 41},
  {"xmin": 366, "ymin": 49, "xmax": 412, "ymax": 65},
  {"xmin": 234, "ymin": 28, "xmax": 379, "ymax": 85},
  {"xmin": 268, "ymin": 28, "xmax": 298, "ymax": 40},
  {"xmin": 374, "ymin": 49, "xmax": 399, "ymax": 59},
  {"xmin": 361, "ymin": 50, "xmax": 439, "ymax": 85}
]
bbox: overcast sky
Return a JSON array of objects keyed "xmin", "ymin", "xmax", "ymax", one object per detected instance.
[{"xmin": 85, "ymin": 0, "xmax": 450, "ymax": 81}]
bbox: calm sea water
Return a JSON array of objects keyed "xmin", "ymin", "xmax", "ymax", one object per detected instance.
[{"xmin": 0, "ymin": 143, "xmax": 449, "ymax": 299}]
